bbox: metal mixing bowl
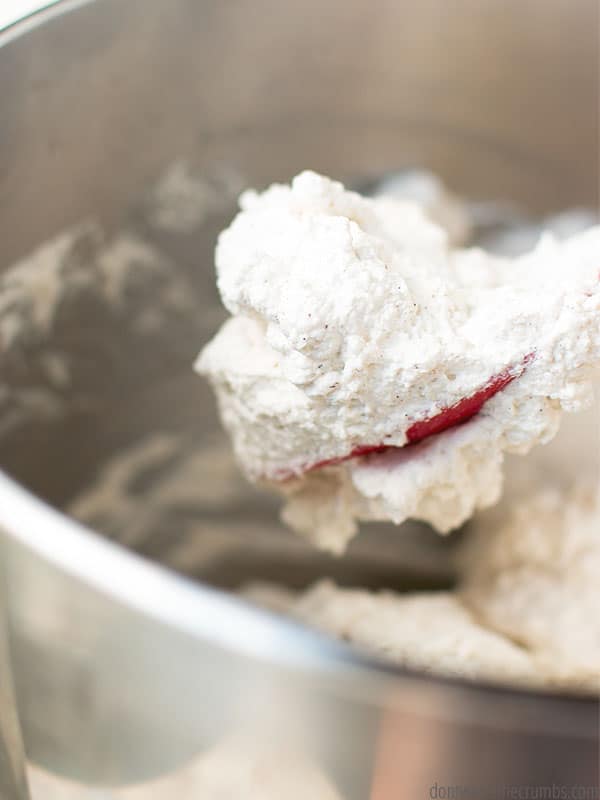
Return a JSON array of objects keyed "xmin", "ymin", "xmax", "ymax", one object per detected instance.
[{"xmin": 0, "ymin": 1, "xmax": 598, "ymax": 798}]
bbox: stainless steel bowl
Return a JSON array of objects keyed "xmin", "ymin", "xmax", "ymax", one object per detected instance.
[{"xmin": 0, "ymin": 1, "xmax": 598, "ymax": 798}]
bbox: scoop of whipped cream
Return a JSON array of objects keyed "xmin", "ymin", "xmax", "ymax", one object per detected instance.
[{"xmin": 197, "ymin": 171, "xmax": 600, "ymax": 551}]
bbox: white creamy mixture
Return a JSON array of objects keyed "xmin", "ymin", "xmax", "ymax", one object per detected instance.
[
  {"xmin": 461, "ymin": 485, "xmax": 600, "ymax": 689},
  {"xmin": 197, "ymin": 171, "xmax": 600, "ymax": 551},
  {"xmin": 245, "ymin": 580, "xmax": 539, "ymax": 685},
  {"xmin": 245, "ymin": 483, "xmax": 600, "ymax": 691}
]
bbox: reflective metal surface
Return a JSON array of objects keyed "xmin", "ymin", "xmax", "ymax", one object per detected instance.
[
  {"xmin": 0, "ymin": 1, "xmax": 598, "ymax": 798},
  {"xmin": 0, "ymin": 599, "xmax": 30, "ymax": 800}
]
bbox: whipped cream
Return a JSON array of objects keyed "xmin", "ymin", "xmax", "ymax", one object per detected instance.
[
  {"xmin": 245, "ymin": 483, "xmax": 600, "ymax": 691},
  {"xmin": 197, "ymin": 171, "xmax": 600, "ymax": 551},
  {"xmin": 460, "ymin": 484, "xmax": 600, "ymax": 690},
  {"xmin": 289, "ymin": 581, "xmax": 538, "ymax": 685}
]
